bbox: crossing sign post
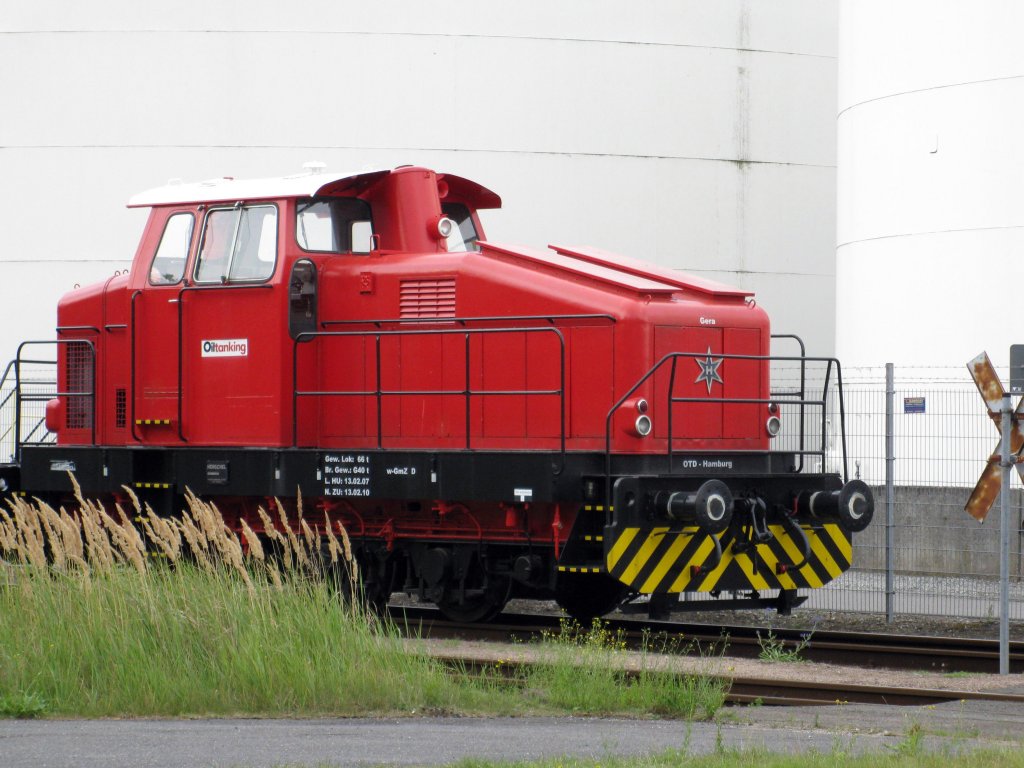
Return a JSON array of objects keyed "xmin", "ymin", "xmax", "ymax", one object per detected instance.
[
  {"xmin": 965, "ymin": 352, "xmax": 1024, "ymax": 522},
  {"xmin": 966, "ymin": 351, "xmax": 1015, "ymax": 675}
]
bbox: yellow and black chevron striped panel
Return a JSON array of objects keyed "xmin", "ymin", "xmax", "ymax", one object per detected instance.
[
  {"xmin": 135, "ymin": 419, "xmax": 172, "ymax": 426},
  {"xmin": 134, "ymin": 482, "xmax": 172, "ymax": 490},
  {"xmin": 605, "ymin": 523, "xmax": 852, "ymax": 594},
  {"xmin": 556, "ymin": 565, "xmax": 603, "ymax": 574}
]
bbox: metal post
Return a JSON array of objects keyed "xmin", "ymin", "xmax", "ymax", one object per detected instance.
[
  {"xmin": 885, "ymin": 363, "xmax": 895, "ymax": 623},
  {"xmin": 1000, "ymin": 394, "xmax": 1012, "ymax": 675}
]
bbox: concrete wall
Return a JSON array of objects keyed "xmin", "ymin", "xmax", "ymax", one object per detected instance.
[
  {"xmin": 856, "ymin": 485, "xmax": 1024, "ymax": 578},
  {"xmin": 0, "ymin": 1, "xmax": 839, "ymax": 366}
]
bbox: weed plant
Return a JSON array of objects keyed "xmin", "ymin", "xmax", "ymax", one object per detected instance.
[{"xmin": 756, "ymin": 629, "xmax": 812, "ymax": 663}]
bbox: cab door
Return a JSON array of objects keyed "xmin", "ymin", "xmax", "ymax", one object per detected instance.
[
  {"xmin": 179, "ymin": 203, "xmax": 286, "ymax": 446},
  {"xmin": 133, "ymin": 209, "xmax": 196, "ymax": 445}
]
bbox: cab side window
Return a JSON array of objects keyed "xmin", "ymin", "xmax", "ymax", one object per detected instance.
[
  {"xmin": 149, "ymin": 212, "xmax": 194, "ymax": 285},
  {"xmin": 441, "ymin": 203, "xmax": 480, "ymax": 252},
  {"xmin": 296, "ymin": 197, "xmax": 373, "ymax": 253},
  {"xmin": 194, "ymin": 205, "xmax": 278, "ymax": 284}
]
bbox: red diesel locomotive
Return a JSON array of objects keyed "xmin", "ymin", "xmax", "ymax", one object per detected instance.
[{"xmin": 0, "ymin": 165, "xmax": 873, "ymax": 621}]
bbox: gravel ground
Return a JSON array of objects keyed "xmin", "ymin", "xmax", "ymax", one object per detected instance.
[
  {"xmin": 647, "ymin": 605, "xmax": 1024, "ymax": 641},
  {"xmin": 475, "ymin": 596, "xmax": 1024, "ymax": 641}
]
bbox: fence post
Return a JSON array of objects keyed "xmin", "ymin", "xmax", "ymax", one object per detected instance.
[
  {"xmin": 885, "ymin": 363, "xmax": 895, "ymax": 623},
  {"xmin": 1000, "ymin": 394, "xmax": 1011, "ymax": 675}
]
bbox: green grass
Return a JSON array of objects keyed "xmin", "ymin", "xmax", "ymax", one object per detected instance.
[
  {"xmin": 0, "ymin": 493, "xmax": 726, "ymax": 720},
  {"xmin": 0, "ymin": 566, "xmax": 726, "ymax": 718},
  {"xmin": 517, "ymin": 619, "xmax": 726, "ymax": 719},
  {"xmin": 0, "ymin": 565, "xmax": 463, "ymax": 717}
]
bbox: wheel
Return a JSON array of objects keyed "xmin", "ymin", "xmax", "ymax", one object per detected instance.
[
  {"xmin": 437, "ymin": 576, "xmax": 512, "ymax": 623},
  {"xmin": 357, "ymin": 550, "xmax": 397, "ymax": 614},
  {"xmin": 554, "ymin": 572, "xmax": 628, "ymax": 624}
]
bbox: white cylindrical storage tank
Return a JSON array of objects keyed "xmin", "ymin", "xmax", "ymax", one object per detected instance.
[
  {"xmin": 0, "ymin": 1, "xmax": 838, "ymax": 367},
  {"xmin": 837, "ymin": 1, "xmax": 1024, "ymax": 370}
]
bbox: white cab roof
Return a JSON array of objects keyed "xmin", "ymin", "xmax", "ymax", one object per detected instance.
[{"xmin": 127, "ymin": 168, "xmax": 390, "ymax": 208}]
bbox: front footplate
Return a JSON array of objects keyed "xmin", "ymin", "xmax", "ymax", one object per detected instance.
[{"xmin": 604, "ymin": 475, "xmax": 866, "ymax": 595}]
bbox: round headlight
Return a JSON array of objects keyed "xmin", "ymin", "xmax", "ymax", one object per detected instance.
[
  {"xmin": 766, "ymin": 415, "xmax": 782, "ymax": 437},
  {"xmin": 635, "ymin": 414, "xmax": 652, "ymax": 437},
  {"xmin": 437, "ymin": 217, "xmax": 455, "ymax": 238}
]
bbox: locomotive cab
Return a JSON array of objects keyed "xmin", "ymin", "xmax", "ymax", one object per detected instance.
[{"xmin": 5, "ymin": 164, "xmax": 874, "ymax": 623}]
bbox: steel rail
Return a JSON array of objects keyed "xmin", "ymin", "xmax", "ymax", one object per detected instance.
[
  {"xmin": 387, "ymin": 606, "xmax": 1024, "ymax": 674},
  {"xmin": 421, "ymin": 652, "xmax": 1024, "ymax": 707}
]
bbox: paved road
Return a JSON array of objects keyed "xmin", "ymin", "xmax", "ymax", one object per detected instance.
[
  {"xmin": 0, "ymin": 715, "xmax": 885, "ymax": 767},
  {"xmin": 3, "ymin": 701, "xmax": 1021, "ymax": 768}
]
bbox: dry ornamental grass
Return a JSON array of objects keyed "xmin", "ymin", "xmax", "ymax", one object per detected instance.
[{"xmin": 0, "ymin": 474, "xmax": 358, "ymax": 593}]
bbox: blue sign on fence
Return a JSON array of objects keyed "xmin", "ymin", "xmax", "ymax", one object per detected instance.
[{"xmin": 904, "ymin": 396, "xmax": 926, "ymax": 414}]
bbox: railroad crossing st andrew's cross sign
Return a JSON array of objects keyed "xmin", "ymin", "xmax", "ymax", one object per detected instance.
[{"xmin": 965, "ymin": 352, "xmax": 1024, "ymax": 522}]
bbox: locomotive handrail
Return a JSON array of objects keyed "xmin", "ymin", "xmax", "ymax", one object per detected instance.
[
  {"xmin": 292, "ymin": 326, "xmax": 567, "ymax": 470},
  {"xmin": 320, "ymin": 313, "xmax": 616, "ymax": 329},
  {"xmin": 130, "ymin": 290, "xmax": 142, "ymax": 443},
  {"xmin": 0, "ymin": 360, "xmax": 15, "ymax": 460},
  {"xmin": 603, "ymin": 351, "xmax": 849, "ymax": 514},
  {"xmin": 14, "ymin": 339, "xmax": 96, "ymax": 458},
  {"xmin": 22, "ymin": 416, "xmax": 54, "ymax": 444},
  {"xmin": 0, "ymin": 359, "xmax": 15, "ymax": 405},
  {"xmin": 56, "ymin": 325, "xmax": 101, "ymax": 335},
  {"xmin": 770, "ymin": 334, "xmax": 808, "ymax": 472},
  {"xmin": 664, "ymin": 353, "xmax": 848, "ymax": 481},
  {"xmin": 175, "ymin": 283, "xmax": 274, "ymax": 442}
]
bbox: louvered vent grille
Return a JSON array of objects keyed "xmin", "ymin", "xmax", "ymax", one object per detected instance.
[
  {"xmin": 115, "ymin": 388, "xmax": 127, "ymax": 429},
  {"xmin": 65, "ymin": 341, "xmax": 94, "ymax": 430},
  {"xmin": 399, "ymin": 277, "xmax": 456, "ymax": 319}
]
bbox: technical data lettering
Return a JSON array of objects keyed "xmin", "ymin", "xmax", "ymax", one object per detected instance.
[{"xmin": 322, "ymin": 453, "xmax": 372, "ymax": 497}]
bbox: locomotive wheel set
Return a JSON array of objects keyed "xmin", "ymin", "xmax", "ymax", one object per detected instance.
[{"xmin": 0, "ymin": 165, "xmax": 874, "ymax": 622}]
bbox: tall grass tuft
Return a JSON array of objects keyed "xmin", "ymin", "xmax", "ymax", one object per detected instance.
[{"xmin": 0, "ymin": 483, "xmax": 460, "ymax": 717}]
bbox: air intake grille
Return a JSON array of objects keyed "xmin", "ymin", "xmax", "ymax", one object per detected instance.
[
  {"xmin": 399, "ymin": 277, "xmax": 456, "ymax": 319},
  {"xmin": 115, "ymin": 388, "xmax": 127, "ymax": 429},
  {"xmin": 65, "ymin": 341, "xmax": 94, "ymax": 430}
]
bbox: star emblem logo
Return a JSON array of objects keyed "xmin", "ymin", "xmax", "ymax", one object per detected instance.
[{"xmin": 694, "ymin": 347, "xmax": 724, "ymax": 394}]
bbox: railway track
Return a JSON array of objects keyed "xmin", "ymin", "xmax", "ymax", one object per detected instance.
[
  {"xmin": 387, "ymin": 604, "xmax": 1024, "ymax": 675},
  {"xmin": 425, "ymin": 652, "xmax": 1024, "ymax": 708}
]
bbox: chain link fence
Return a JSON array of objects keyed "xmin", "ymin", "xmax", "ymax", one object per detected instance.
[{"xmin": 802, "ymin": 364, "xmax": 1024, "ymax": 622}]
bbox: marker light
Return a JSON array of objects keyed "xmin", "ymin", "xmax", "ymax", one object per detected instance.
[{"xmin": 437, "ymin": 217, "xmax": 455, "ymax": 239}]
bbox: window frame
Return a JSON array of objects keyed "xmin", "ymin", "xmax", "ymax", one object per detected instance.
[
  {"xmin": 192, "ymin": 203, "xmax": 280, "ymax": 285},
  {"xmin": 294, "ymin": 196, "xmax": 374, "ymax": 255},
  {"xmin": 147, "ymin": 210, "xmax": 195, "ymax": 287}
]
